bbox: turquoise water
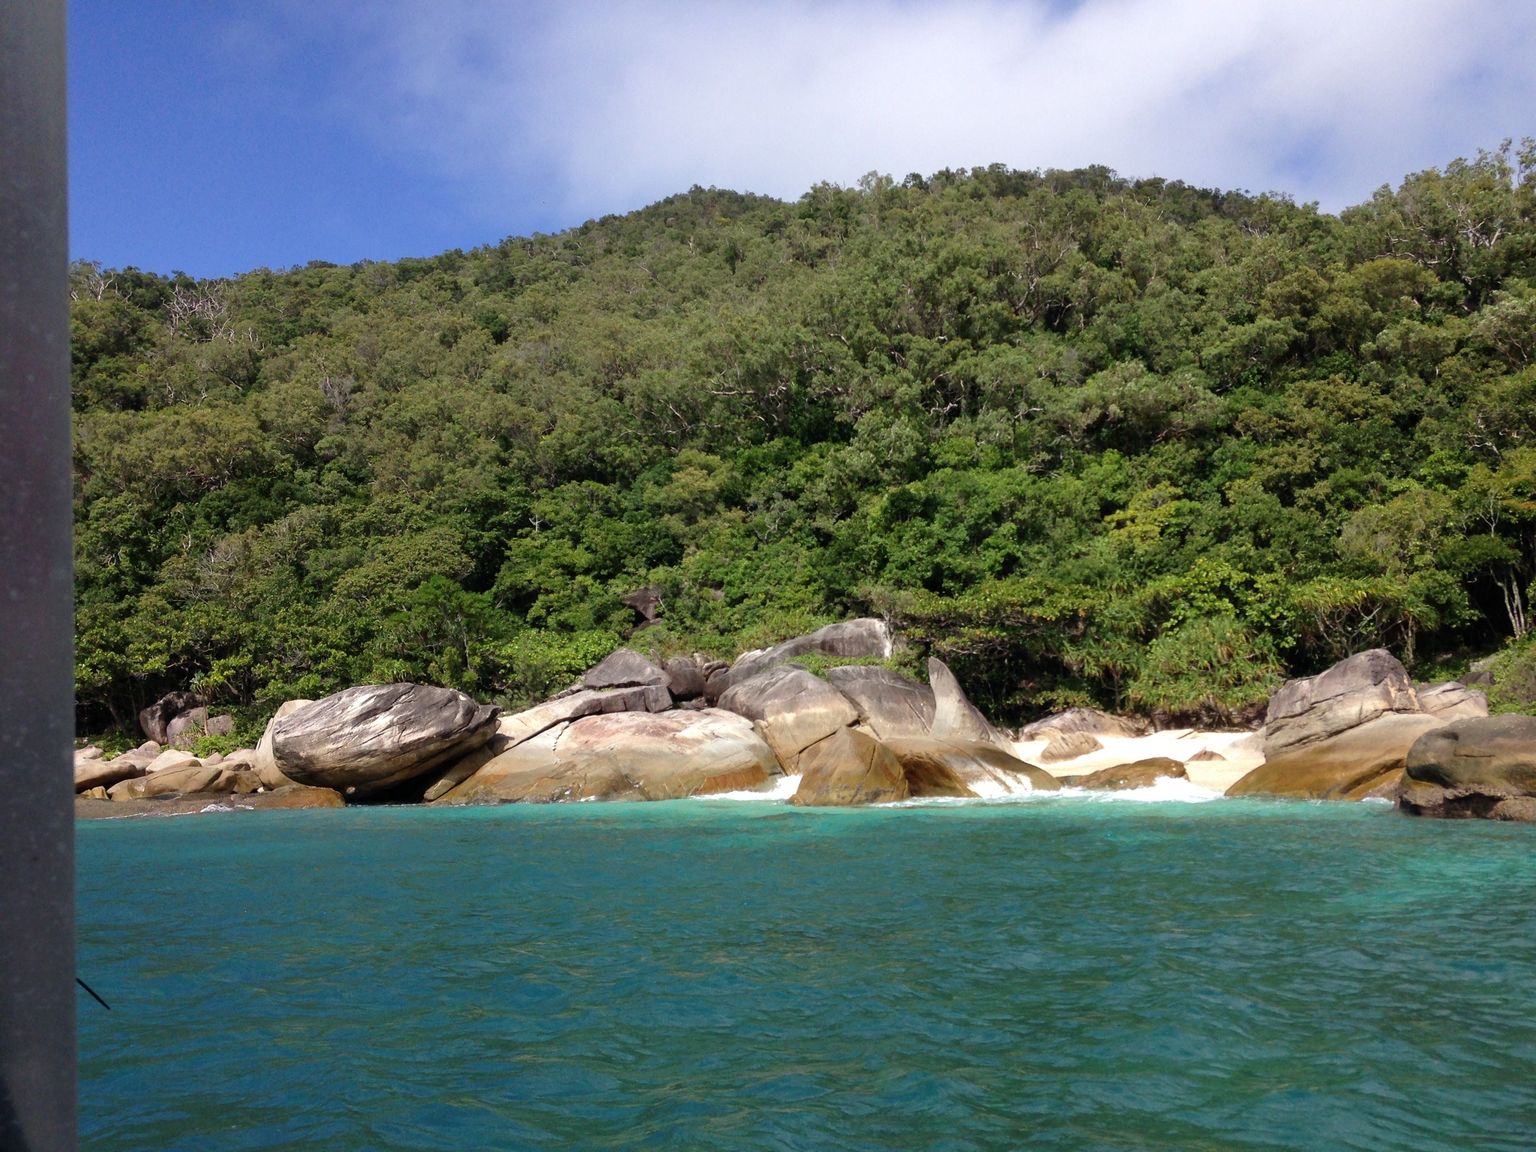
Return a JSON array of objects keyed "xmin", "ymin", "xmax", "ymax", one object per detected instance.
[{"xmin": 78, "ymin": 797, "xmax": 1536, "ymax": 1151}]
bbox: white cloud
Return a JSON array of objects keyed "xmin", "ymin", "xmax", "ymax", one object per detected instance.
[{"xmin": 329, "ymin": 0, "xmax": 1536, "ymax": 226}]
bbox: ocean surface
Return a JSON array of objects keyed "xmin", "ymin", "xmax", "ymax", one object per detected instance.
[{"xmin": 78, "ymin": 791, "xmax": 1536, "ymax": 1151}]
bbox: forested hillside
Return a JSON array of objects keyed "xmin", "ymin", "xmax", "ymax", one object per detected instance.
[{"xmin": 72, "ymin": 144, "xmax": 1536, "ymax": 742}]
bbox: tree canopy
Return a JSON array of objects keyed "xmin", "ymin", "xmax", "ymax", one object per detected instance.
[{"xmin": 71, "ymin": 143, "xmax": 1536, "ymax": 738}]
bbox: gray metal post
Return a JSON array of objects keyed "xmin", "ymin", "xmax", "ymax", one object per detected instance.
[{"xmin": 0, "ymin": 0, "xmax": 76, "ymax": 1149}]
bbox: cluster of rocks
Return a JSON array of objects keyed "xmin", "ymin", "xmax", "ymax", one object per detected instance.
[
  {"xmin": 74, "ymin": 622, "xmax": 1536, "ymax": 822},
  {"xmin": 73, "ymin": 742, "xmax": 344, "ymax": 816},
  {"xmin": 78, "ymin": 620, "xmax": 1070, "ymax": 816},
  {"xmin": 136, "ymin": 691, "xmax": 237, "ymax": 749},
  {"xmin": 1222, "ymin": 646, "xmax": 1536, "ymax": 821}
]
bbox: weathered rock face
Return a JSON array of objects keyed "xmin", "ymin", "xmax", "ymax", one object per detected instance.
[
  {"xmin": 438, "ymin": 724, "xmax": 567, "ymax": 803},
  {"xmin": 663, "ymin": 656, "xmax": 706, "ymax": 701},
  {"xmin": 927, "ymin": 658, "xmax": 1012, "ymax": 752},
  {"xmin": 272, "ymin": 684, "xmax": 500, "ymax": 799},
  {"xmin": 717, "ymin": 665, "xmax": 859, "ymax": 771},
  {"xmin": 1017, "ymin": 708, "xmax": 1149, "ymax": 741},
  {"xmin": 166, "ymin": 706, "xmax": 210, "ymax": 748},
  {"xmin": 418, "ymin": 735, "xmax": 514, "ymax": 802},
  {"xmin": 254, "ymin": 699, "xmax": 313, "ymax": 790},
  {"xmin": 1263, "ymin": 649, "xmax": 1421, "ymax": 757},
  {"xmin": 217, "ymin": 748, "xmax": 257, "ymax": 772},
  {"xmin": 139, "ymin": 690, "xmax": 200, "ymax": 744},
  {"xmin": 1187, "ymin": 749, "xmax": 1226, "ymax": 762},
  {"xmin": 145, "ymin": 749, "xmax": 203, "ymax": 775},
  {"xmin": 1416, "ymin": 682, "xmax": 1490, "ymax": 721},
  {"xmin": 438, "ymin": 709, "xmax": 780, "ymax": 805},
  {"xmin": 498, "ymin": 684, "xmax": 671, "ymax": 746},
  {"xmin": 1399, "ymin": 715, "xmax": 1536, "ymax": 821},
  {"xmin": 1070, "ymin": 757, "xmax": 1187, "ymax": 792},
  {"xmin": 791, "ymin": 728, "xmax": 909, "ymax": 807},
  {"xmin": 1039, "ymin": 731, "xmax": 1104, "ymax": 763},
  {"xmin": 621, "ymin": 586, "xmax": 663, "ymax": 622},
  {"xmin": 582, "ymin": 648, "xmax": 668, "ymax": 690},
  {"xmin": 1462, "ymin": 656, "xmax": 1496, "ymax": 687},
  {"xmin": 1229, "ymin": 713, "xmax": 1445, "ymax": 800},
  {"xmin": 249, "ymin": 784, "xmax": 348, "ymax": 810},
  {"xmin": 886, "ymin": 736, "xmax": 1060, "ymax": 797},
  {"xmin": 823, "ymin": 666, "xmax": 935, "ymax": 740},
  {"xmin": 706, "ymin": 619, "xmax": 894, "ymax": 701}
]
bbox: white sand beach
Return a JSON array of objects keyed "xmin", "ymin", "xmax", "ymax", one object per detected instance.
[{"xmin": 1012, "ymin": 729, "xmax": 1264, "ymax": 794}]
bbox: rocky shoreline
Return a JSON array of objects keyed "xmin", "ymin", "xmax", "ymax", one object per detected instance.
[{"xmin": 75, "ymin": 620, "xmax": 1536, "ymax": 823}]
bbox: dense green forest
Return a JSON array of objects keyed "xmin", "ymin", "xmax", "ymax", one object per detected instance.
[{"xmin": 72, "ymin": 144, "xmax": 1536, "ymax": 742}]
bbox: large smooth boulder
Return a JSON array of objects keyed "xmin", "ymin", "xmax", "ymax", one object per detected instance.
[
  {"xmin": 558, "ymin": 710, "xmax": 778, "ymax": 798},
  {"xmin": 1069, "ymin": 757, "xmax": 1187, "ymax": 792},
  {"xmin": 254, "ymin": 699, "xmax": 313, "ymax": 790},
  {"xmin": 582, "ymin": 648, "xmax": 668, "ymax": 690},
  {"xmin": 1263, "ymin": 649, "xmax": 1421, "ymax": 757},
  {"xmin": 823, "ymin": 666, "xmax": 935, "ymax": 740},
  {"xmin": 1017, "ymin": 708, "xmax": 1149, "ymax": 741},
  {"xmin": 246, "ymin": 784, "xmax": 347, "ymax": 810},
  {"xmin": 706, "ymin": 619, "xmax": 894, "ymax": 701},
  {"xmin": 498, "ymin": 684, "xmax": 671, "ymax": 747},
  {"xmin": 1399, "ymin": 715, "xmax": 1536, "ymax": 821},
  {"xmin": 1415, "ymin": 682, "xmax": 1490, "ymax": 721},
  {"xmin": 926, "ymin": 658, "xmax": 1012, "ymax": 753},
  {"xmin": 885, "ymin": 736, "xmax": 1060, "ymax": 798},
  {"xmin": 717, "ymin": 665, "xmax": 858, "ymax": 771},
  {"xmin": 272, "ymin": 684, "xmax": 499, "ymax": 799},
  {"xmin": 1228, "ymin": 712, "xmax": 1445, "ymax": 800},
  {"xmin": 790, "ymin": 728, "xmax": 909, "ymax": 807},
  {"xmin": 438, "ymin": 709, "xmax": 780, "ymax": 805}
]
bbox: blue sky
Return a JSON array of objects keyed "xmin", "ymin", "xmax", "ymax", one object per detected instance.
[{"xmin": 71, "ymin": 0, "xmax": 1536, "ymax": 280}]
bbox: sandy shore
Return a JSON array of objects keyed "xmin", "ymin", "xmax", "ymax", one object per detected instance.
[{"xmin": 1012, "ymin": 730, "xmax": 1264, "ymax": 794}]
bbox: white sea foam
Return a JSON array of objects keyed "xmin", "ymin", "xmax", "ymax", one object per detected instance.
[
  {"xmin": 964, "ymin": 774, "xmax": 1039, "ymax": 799},
  {"xmin": 692, "ymin": 769, "xmax": 1225, "ymax": 806},
  {"xmin": 883, "ymin": 775, "xmax": 1223, "ymax": 807},
  {"xmin": 1056, "ymin": 776, "xmax": 1222, "ymax": 804},
  {"xmin": 696, "ymin": 773, "xmax": 803, "ymax": 802}
]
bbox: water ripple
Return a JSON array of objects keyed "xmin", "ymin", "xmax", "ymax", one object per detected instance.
[{"xmin": 79, "ymin": 801, "xmax": 1536, "ymax": 1151}]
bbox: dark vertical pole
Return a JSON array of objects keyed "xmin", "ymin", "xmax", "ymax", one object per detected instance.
[{"xmin": 0, "ymin": 0, "xmax": 75, "ymax": 1150}]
